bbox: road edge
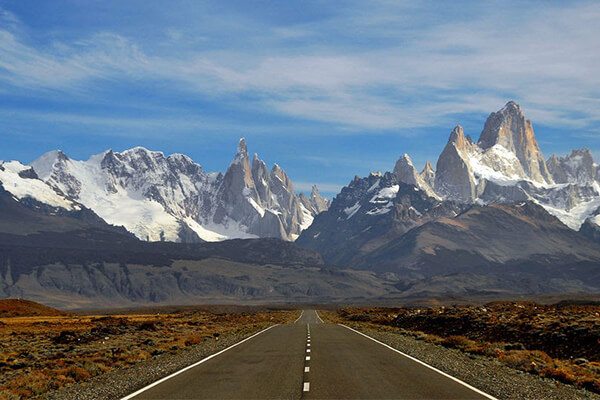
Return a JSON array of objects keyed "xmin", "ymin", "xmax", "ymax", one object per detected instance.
[
  {"xmin": 120, "ymin": 324, "xmax": 279, "ymax": 400},
  {"xmin": 339, "ymin": 324, "xmax": 498, "ymax": 400}
]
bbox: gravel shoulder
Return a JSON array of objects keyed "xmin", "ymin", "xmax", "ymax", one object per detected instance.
[
  {"xmin": 42, "ymin": 322, "xmax": 275, "ymax": 400},
  {"xmin": 338, "ymin": 321, "xmax": 599, "ymax": 400}
]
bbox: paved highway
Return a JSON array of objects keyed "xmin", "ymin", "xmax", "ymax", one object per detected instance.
[{"xmin": 125, "ymin": 310, "xmax": 495, "ymax": 399}]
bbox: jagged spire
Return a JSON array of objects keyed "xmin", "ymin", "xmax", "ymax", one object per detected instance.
[
  {"xmin": 478, "ymin": 101, "xmax": 553, "ymax": 184},
  {"xmin": 237, "ymin": 138, "xmax": 248, "ymax": 157}
]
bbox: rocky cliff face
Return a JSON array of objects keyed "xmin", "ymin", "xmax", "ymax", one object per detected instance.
[
  {"xmin": 296, "ymin": 171, "xmax": 465, "ymax": 266},
  {"xmin": 420, "ymin": 161, "xmax": 435, "ymax": 188},
  {"xmin": 393, "ymin": 154, "xmax": 439, "ymax": 199},
  {"xmin": 29, "ymin": 139, "xmax": 328, "ymax": 242},
  {"xmin": 434, "ymin": 125, "xmax": 477, "ymax": 203},
  {"xmin": 478, "ymin": 101, "xmax": 553, "ymax": 184},
  {"xmin": 547, "ymin": 149, "xmax": 597, "ymax": 185},
  {"xmin": 298, "ymin": 100, "xmax": 600, "ymax": 280},
  {"xmin": 428, "ymin": 102, "xmax": 600, "ymax": 230}
]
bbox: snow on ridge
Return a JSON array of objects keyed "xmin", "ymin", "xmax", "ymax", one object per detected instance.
[
  {"xmin": 344, "ymin": 202, "xmax": 361, "ymax": 219},
  {"xmin": 30, "ymin": 150, "xmax": 65, "ymax": 180},
  {"xmin": 299, "ymin": 202, "xmax": 314, "ymax": 231},
  {"xmin": 537, "ymin": 196, "xmax": 600, "ymax": 230},
  {"xmin": 247, "ymin": 197, "xmax": 265, "ymax": 217},
  {"xmin": 370, "ymin": 185, "xmax": 399, "ymax": 204},
  {"xmin": 25, "ymin": 141, "xmax": 323, "ymax": 242},
  {"xmin": 0, "ymin": 160, "xmax": 78, "ymax": 211},
  {"xmin": 468, "ymin": 144, "xmax": 527, "ymax": 186},
  {"xmin": 184, "ymin": 217, "xmax": 257, "ymax": 242}
]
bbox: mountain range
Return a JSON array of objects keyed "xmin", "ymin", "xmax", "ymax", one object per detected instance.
[
  {"xmin": 296, "ymin": 101, "xmax": 600, "ymax": 296},
  {"xmin": 0, "ymin": 101, "xmax": 599, "ymax": 307},
  {"xmin": 21, "ymin": 138, "xmax": 329, "ymax": 243}
]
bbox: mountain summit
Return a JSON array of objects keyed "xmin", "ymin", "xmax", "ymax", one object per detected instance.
[
  {"xmin": 478, "ymin": 101, "xmax": 553, "ymax": 184},
  {"xmin": 28, "ymin": 140, "xmax": 329, "ymax": 242},
  {"xmin": 300, "ymin": 101, "xmax": 600, "ymax": 262}
]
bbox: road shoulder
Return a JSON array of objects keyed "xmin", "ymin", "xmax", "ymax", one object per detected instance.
[{"xmin": 332, "ymin": 321, "xmax": 599, "ymax": 400}]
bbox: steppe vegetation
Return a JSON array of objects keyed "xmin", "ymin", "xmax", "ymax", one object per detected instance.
[{"xmin": 0, "ymin": 300, "xmax": 295, "ymax": 399}]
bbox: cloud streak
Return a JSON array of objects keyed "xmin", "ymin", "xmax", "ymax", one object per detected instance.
[{"xmin": 0, "ymin": 2, "xmax": 599, "ymax": 132}]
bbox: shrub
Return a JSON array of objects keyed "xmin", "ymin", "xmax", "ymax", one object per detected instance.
[
  {"xmin": 441, "ymin": 335, "xmax": 475, "ymax": 350},
  {"xmin": 499, "ymin": 350, "xmax": 552, "ymax": 373},
  {"xmin": 138, "ymin": 321, "xmax": 157, "ymax": 331},
  {"xmin": 66, "ymin": 366, "xmax": 92, "ymax": 382},
  {"xmin": 541, "ymin": 367, "xmax": 576, "ymax": 384},
  {"xmin": 184, "ymin": 335, "xmax": 202, "ymax": 346}
]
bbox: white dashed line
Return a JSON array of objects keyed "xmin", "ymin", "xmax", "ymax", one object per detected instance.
[
  {"xmin": 303, "ymin": 382, "xmax": 310, "ymax": 392},
  {"xmin": 307, "ymin": 343, "xmax": 310, "ymax": 347},
  {"xmin": 306, "ymin": 356, "xmax": 310, "ymax": 361},
  {"xmin": 304, "ymin": 367, "xmax": 310, "ymax": 372},
  {"xmin": 306, "ymin": 349, "xmax": 311, "ymax": 353}
]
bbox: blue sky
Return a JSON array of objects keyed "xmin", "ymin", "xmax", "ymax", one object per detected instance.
[{"xmin": 1, "ymin": 0, "xmax": 599, "ymax": 196}]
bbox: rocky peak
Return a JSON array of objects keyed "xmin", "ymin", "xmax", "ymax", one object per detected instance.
[
  {"xmin": 223, "ymin": 138, "xmax": 255, "ymax": 191},
  {"xmin": 547, "ymin": 148, "xmax": 596, "ymax": 185},
  {"xmin": 435, "ymin": 126, "xmax": 476, "ymax": 203},
  {"xmin": 478, "ymin": 101, "xmax": 553, "ymax": 184},
  {"xmin": 234, "ymin": 138, "xmax": 249, "ymax": 163},
  {"xmin": 251, "ymin": 154, "xmax": 271, "ymax": 205},
  {"xmin": 393, "ymin": 154, "xmax": 419, "ymax": 183},
  {"xmin": 393, "ymin": 154, "xmax": 439, "ymax": 199},
  {"xmin": 166, "ymin": 153, "xmax": 204, "ymax": 177},
  {"xmin": 310, "ymin": 185, "xmax": 330, "ymax": 213},
  {"xmin": 420, "ymin": 161, "xmax": 435, "ymax": 188},
  {"xmin": 251, "ymin": 153, "xmax": 268, "ymax": 179},
  {"xmin": 270, "ymin": 164, "xmax": 293, "ymax": 191},
  {"xmin": 30, "ymin": 150, "xmax": 69, "ymax": 180},
  {"xmin": 448, "ymin": 125, "xmax": 472, "ymax": 153}
]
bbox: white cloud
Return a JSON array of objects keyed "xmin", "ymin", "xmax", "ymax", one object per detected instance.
[{"xmin": 0, "ymin": 2, "xmax": 599, "ymax": 131}]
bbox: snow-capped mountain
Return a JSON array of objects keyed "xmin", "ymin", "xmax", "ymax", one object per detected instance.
[
  {"xmin": 299, "ymin": 100, "xmax": 600, "ymax": 269},
  {"xmin": 27, "ymin": 139, "xmax": 329, "ymax": 242},
  {"xmin": 0, "ymin": 160, "xmax": 80, "ymax": 212},
  {"xmin": 397, "ymin": 101, "xmax": 600, "ymax": 231}
]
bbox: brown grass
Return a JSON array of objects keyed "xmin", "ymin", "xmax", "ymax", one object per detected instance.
[
  {"xmin": 0, "ymin": 299, "xmax": 66, "ymax": 318},
  {"xmin": 0, "ymin": 307, "xmax": 297, "ymax": 399}
]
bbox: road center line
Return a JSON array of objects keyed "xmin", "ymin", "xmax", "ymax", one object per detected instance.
[
  {"xmin": 305, "ymin": 356, "xmax": 310, "ymax": 361},
  {"xmin": 303, "ymin": 382, "xmax": 310, "ymax": 392},
  {"xmin": 304, "ymin": 367, "xmax": 310, "ymax": 372}
]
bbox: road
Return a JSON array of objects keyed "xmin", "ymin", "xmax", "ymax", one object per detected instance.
[{"xmin": 125, "ymin": 310, "xmax": 495, "ymax": 399}]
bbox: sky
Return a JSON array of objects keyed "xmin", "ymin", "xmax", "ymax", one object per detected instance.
[{"xmin": 1, "ymin": 1, "xmax": 599, "ymax": 196}]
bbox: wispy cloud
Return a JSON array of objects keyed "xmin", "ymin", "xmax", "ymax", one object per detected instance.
[{"xmin": 0, "ymin": 2, "xmax": 599, "ymax": 132}]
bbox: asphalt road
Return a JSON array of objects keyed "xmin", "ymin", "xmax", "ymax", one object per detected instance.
[{"xmin": 126, "ymin": 310, "xmax": 494, "ymax": 399}]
